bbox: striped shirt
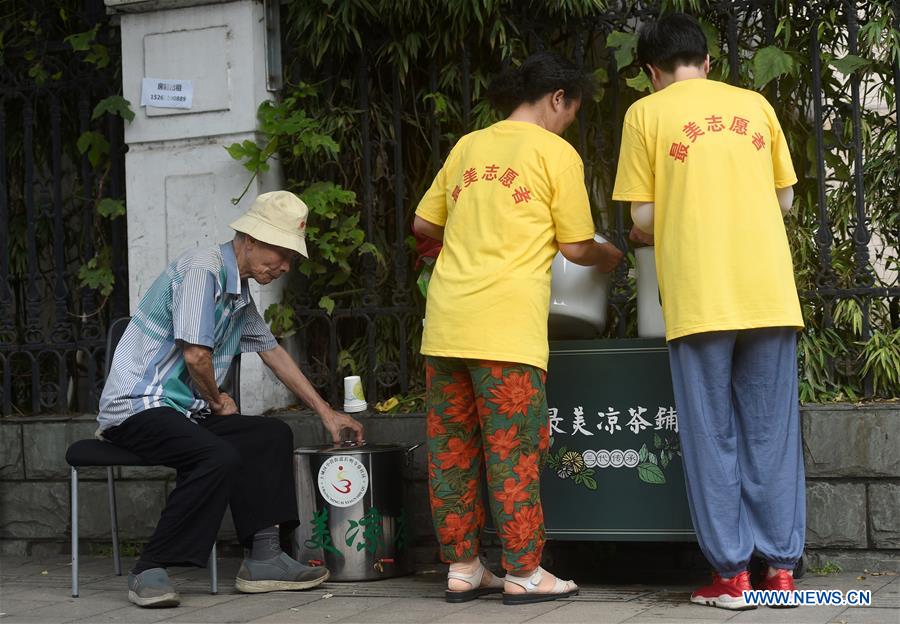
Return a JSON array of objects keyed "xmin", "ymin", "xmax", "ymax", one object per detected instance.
[{"xmin": 97, "ymin": 242, "xmax": 277, "ymax": 431}]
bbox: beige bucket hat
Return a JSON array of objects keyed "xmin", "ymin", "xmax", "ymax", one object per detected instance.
[{"xmin": 229, "ymin": 191, "xmax": 309, "ymax": 257}]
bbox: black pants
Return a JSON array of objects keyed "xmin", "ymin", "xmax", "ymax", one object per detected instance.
[{"xmin": 104, "ymin": 407, "xmax": 299, "ymax": 567}]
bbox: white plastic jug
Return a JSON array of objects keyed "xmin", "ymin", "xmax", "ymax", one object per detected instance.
[
  {"xmin": 548, "ymin": 234, "xmax": 611, "ymax": 339},
  {"xmin": 635, "ymin": 246, "xmax": 665, "ymax": 338}
]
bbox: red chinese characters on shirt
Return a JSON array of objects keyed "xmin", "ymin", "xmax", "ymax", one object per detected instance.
[
  {"xmin": 682, "ymin": 121, "xmax": 705, "ymax": 143},
  {"xmin": 512, "ymin": 186, "xmax": 532, "ymax": 204},
  {"xmin": 729, "ymin": 116, "xmax": 749, "ymax": 135},
  {"xmin": 705, "ymin": 115, "xmax": 725, "ymax": 132},
  {"xmin": 451, "ymin": 165, "xmax": 530, "ymax": 203},
  {"xmin": 669, "ymin": 142, "xmax": 690, "ymax": 163},
  {"xmin": 751, "ymin": 132, "xmax": 766, "ymax": 151},
  {"xmin": 668, "ymin": 113, "xmax": 767, "ymax": 161},
  {"xmin": 498, "ymin": 168, "xmax": 519, "ymax": 187}
]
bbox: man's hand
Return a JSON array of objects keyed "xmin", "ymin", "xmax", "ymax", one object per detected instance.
[
  {"xmin": 258, "ymin": 345, "xmax": 366, "ymax": 443},
  {"xmin": 629, "ymin": 224, "xmax": 654, "ymax": 246},
  {"xmin": 319, "ymin": 408, "xmax": 365, "ymax": 444},
  {"xmin": 183, "ymin": 343, "xmax": 235, "ymax": 415},
  {"xmin": 209, "ymin": 392, "xmax": 238, "ymax": 416}
]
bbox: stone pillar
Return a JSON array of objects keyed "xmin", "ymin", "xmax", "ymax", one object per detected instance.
[{"xmin": 105, "ymin": 0, "xmax": 293, "ymax": 413}]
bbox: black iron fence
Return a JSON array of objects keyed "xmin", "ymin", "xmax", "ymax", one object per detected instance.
[
  {"xmin": 0, "ymin": 0, "xmax": 127, "ymax": 416},
  {"xmin": 2, "ymin": 1, "xmax": 897, "ymax": 415}
]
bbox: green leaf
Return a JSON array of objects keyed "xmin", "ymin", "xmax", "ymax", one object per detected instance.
[
  {"xmin": 582, "ymin": 475, "xmax": 598, "ymax": 491},
  {"xmin": 638, "ymin": 443, "xmax": 648, "ymax": 463},
  {"xmin": 829, "ymin": 54, "xmax": 871, "ymax": 76},
  {"xmin": 699, "ymin": 20, "xmax": 721, "ymax": 59},
  {"xmin": 225, "ymin": 142, "xmax": 250, "ymax": 160},
  {"xmin": 96, "ymin": 198, "xmax": 125, "ymax": 219},
  {"xmin": 606, "ymin": 31, "xmax": 637, "ymax": 69},
  {"xmin": 328, "ymin": 271, "xmax": 351, "ymax": 287},
  {"xmin": 358, "ymin": 241, "xmax": 384, "ymax": 265},
  {"xmin": 653, "ymin": 433, "xmax": 662, "ymax": 449},
  {"xmin": 637, "ymin": 462, "xmax": 666, "ymax": 485},
  {"xmin": 92, "ymin": 96, "xmax": 135, "ymax": 123},
  {"xmin": 264, "ymin": 302, "xmax": 296, "ymax": 339},
  {"xmin": 752, "ymin": 46, "xmax": 794, "ymax": 88},
  {"xmin": 76, "ymin": 133, "xmax": 91, "ymax": 154},
  {"xmin": 337, "ymin": 349, "xmax": 357, "ymax": 374},
  {"xmin": 86, "ymin": 44, "xmax": 109, "ymax": 68},
  {"xmin": 78, "ymin": 250, "xmax": 115, "ymax": 296},
  {"xmin": 546, "ymin": 451, "xmax": 560, "ymax": 469},
  {"xmin": 318, "ymin": 295, "xmax": 335, "ymax": 315},
  {"xmin": 27, "ymin": 63, "xmax": 48, "ymax": 85},
  {"xmin": 625, "ymin": 72, "xmax": 652, "ymax": 93},
  {"xmin": 64, "ymin": 26, "xmax": 97, "ymax": 51},
  {"xmin": 422, "ymin": 92, "xmax": 449, "ymax": 118},
  {"xmin": 76, "ymin": 131, "xmax": 109, "ymax": 168}
]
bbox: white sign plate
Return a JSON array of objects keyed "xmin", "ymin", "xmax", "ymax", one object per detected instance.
[
  {"xmin": 141, "ymin": 78, "xmax": 193, "ymax": 109},
  {"xmin": 317, "ymin": 455, "xmax": 369, "ymax": 508}
]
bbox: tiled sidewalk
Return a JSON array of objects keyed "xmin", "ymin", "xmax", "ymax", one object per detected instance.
[{"xmin": 0, "ymin": 556, "xmax": 896, "ymax": 624}]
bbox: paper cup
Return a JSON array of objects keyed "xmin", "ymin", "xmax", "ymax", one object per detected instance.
[{"xmin": 343, "ymin": 376, "xmax": 367, "ymax": 413}]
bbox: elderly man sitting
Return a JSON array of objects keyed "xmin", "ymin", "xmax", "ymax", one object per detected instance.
[{"xmin": 97, "ymin": 191, "xmax": 364, "ymax": 608}]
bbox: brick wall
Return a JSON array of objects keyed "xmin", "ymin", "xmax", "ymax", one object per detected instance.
[{"xmin": 1, "ymin": 406, "xmax": 897, "ymax": 571}]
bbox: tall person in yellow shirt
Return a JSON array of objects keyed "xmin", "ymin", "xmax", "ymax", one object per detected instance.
[
  {"xmin": 414, "ymin": 52, "xmax": 623, "ymax": 605},
  {"xmin": 613, "ymin": 13, "xmax": 805, "ymax": 610}
]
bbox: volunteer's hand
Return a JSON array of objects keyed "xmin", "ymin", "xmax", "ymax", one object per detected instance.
[
  {"xmin": 595, "ymin": 242, "xmax": 624, "ymax": 273},
  {"xmin": 210, "ymin": 392, "xmax": 239, "ymax": 416},
  {"xmin": 629, "ymin": 224, "xmax": 654, "ymax": 246},
  {"xmin": 320, "ymin": 408, "xmax": 365, "ymax": 444}
]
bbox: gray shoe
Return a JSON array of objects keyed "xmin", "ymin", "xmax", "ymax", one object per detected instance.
[
  {"xmin": 127, "ymin": 568, "xmax": 180, "ymax": 608},
  {"xmin": 235, "ymin": 552, "xmax": 330, "ymax": 593}
]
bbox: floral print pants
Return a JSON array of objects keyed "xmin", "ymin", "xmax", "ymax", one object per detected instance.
[{"xmin": 425, "ymin": 356, "xmax": 550, "ymax": 574}]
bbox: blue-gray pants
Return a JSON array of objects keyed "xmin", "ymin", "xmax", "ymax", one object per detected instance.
[{"xmin": 668, "ymin": 327, "xmax": 806, "ymax": 577}]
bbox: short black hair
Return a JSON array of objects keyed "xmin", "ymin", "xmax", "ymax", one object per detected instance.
[
  {"xmin": 487, "ymin": 51, "xmax": 596, "ymax": 116},
  {"xmin": 637, "ymin": 12, "xmax": 708, "ymax": 73}
]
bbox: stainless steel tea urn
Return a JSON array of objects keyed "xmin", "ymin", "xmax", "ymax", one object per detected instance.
[{"xmin": 292, "ymin": 442, "xmax": 420, "ymax": 581}]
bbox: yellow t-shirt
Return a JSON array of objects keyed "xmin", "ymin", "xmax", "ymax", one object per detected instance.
[
  {"xmin": 416, "ymin": 120, "xmax": 596, "ymax": 370},
  {"xmin": 612, "ymin": 78, "xmax": 803, "ymax": 341}
]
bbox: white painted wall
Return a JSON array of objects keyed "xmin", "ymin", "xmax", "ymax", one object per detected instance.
[{"xmin": 106, "ymin": 0, "xmax": 294, "ymax": 414}]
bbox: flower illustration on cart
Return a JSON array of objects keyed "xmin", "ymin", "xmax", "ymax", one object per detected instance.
[
  {"xmin": 546, "ymin": 446, "xmax": 597, "ymax": 490},
  {"xmin": 633, "ymin": 432, "xmax": 682, "ymax": 485},
  {"xmin": 546, "ymin": 432, "xmax": 681, "ymax": 488}
]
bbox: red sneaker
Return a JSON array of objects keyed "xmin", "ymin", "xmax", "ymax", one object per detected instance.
[
  {"xmin": 690, "ymin": 571, "xmax": 755, "ymax": 610},
  {"xmin": 757, "ymin": 569, "xmax": 798, "ymax": 608}
]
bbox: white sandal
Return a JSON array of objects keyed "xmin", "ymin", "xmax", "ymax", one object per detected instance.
[
  {"xmin": 502, "ymin": 566, "xmax": 578, "ymax": 605},
  {"xmin": 445, "ymin": 560, "xmax": 504, "ymax": 603}
]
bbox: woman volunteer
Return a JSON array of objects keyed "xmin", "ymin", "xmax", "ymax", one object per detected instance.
[{"xmin": 414, "ymin": 51, "xmax": 623, "ymax": 605}]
